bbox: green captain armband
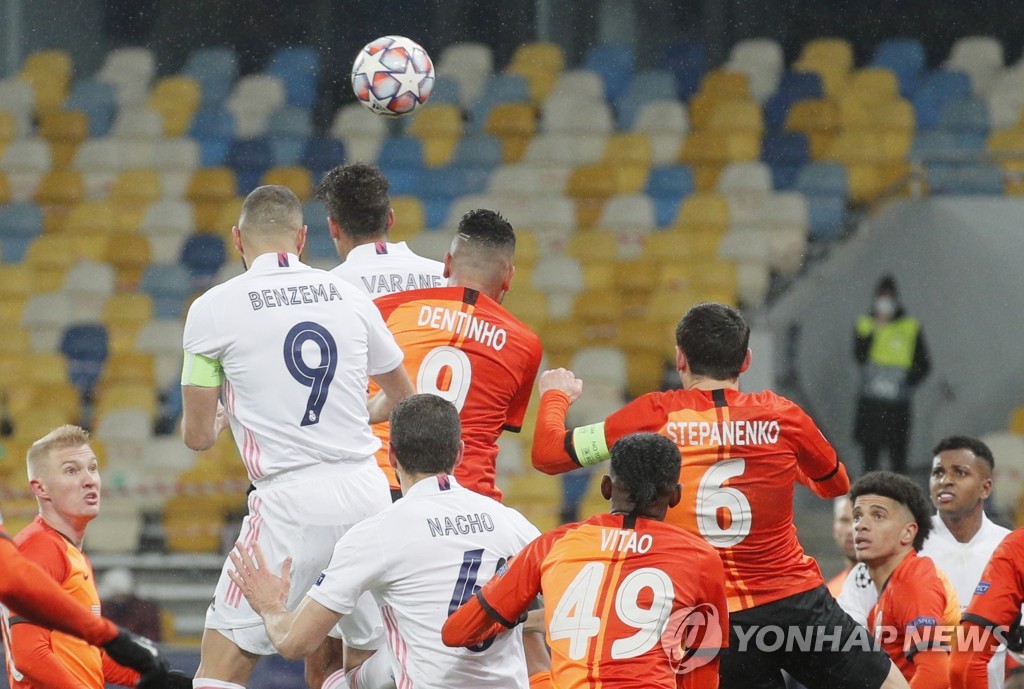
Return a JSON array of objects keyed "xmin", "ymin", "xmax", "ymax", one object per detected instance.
[
  {"xmin": 181, "ymin": 352, "xmax": 225, "ymax": 387},
  {"xmin": 572, "ymin": 422, "xmax": 611, "ymax": 467}
]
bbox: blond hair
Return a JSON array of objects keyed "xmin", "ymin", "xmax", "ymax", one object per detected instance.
[{"xmin": 26, "ymin": 424, "xmax": 90, "ymax": 480}]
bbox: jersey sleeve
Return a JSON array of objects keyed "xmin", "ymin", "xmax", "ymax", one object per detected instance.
[
  {"xmin": 502, "ymin": 336, "xmax": 542, "ymax": 433},
  {"xmin": 0, "ymin": 533, "xmax": 117, "ymax": 646},
  {"xmin": 182, "ymin": 293, "xmax": 224, "ymax": 361},
  {"xmin": 101, "ymin": 650, "xmax": 141, "ymax": 687},
  {"xmin": 360, "ymin": 294, "xmax": 404, "ymax": 376},
  {"xmin": 8, "ymin": 622, "xmax": 91, "ymax": 689},
  {"xmin": 787, "ymin": 404, "xmax": 850, "ymax": 497},
  {"xmin": 305, "ymin": 519, "xmax": 389, "ymax": 615},
  {"xmin": 836, "ymin": 563, "xmax": 876, "ymax": 627},
  {"xmin": 894, "ymin": 563, "xmax": 953, "ymax": 661}
]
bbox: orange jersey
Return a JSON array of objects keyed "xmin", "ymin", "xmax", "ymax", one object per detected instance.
[
  {"xmin": 1, "ymin": 517, "xmax": 134, "ymax": 689},
  {"xmin": 373, "ymin": 286, "xmax": 542, "ymax": 500},
  {"xmin": 867, "ymin": 552, "xmax": 960, "ymax": 682},
  {"xmin": 550, "ymin": 388, "xmax": 847, "ymax": 612},
  {"xmin": 825, "ymin": 565, "xmax": 852, "ymax": 598},
  {"xmin": 471, "ymin": 513, "xmax": 729, "ymax": 689}
]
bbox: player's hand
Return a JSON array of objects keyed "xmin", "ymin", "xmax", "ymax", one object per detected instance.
[
  {"xmin": 103, "ymin": 628, "xmax": 168, "ymax": 687},
  {"xmin": 538, "ymin": 369, "xmax": 583, "ymax": 403},
  {"xmin": 165, "ymin": 670, "xmax": 193, "ymax": 688},
  {"xmin": 227, "ymin": 541, "xmax": 292, "ymax": 616}
]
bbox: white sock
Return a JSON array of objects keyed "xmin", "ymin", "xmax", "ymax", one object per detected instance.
[
  {"xmin": 347, "ymin": 649, "xmax": 396, "ymax": 689},
  {"xmin": 193, "ymin": 679, "xmax": 246, "ymax": 689},
  {"xmin": 321, "ymin": 668, "xmax": 349, "ymax": 689}
]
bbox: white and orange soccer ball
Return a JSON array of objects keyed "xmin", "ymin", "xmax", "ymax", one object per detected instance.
[{"xmin": 351, "ymin": 35, "xmax": 435, "ymax": 117}]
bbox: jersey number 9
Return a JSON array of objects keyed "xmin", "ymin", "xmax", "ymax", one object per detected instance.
[{"xmin": 283, "ymin": 321, "xmax": 338, "ymax": 426}]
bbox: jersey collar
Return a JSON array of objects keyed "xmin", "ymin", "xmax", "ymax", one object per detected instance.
[
  {"xmin": 345, "ymin": 241, "xmax": 413, "ymax": 263},
  {"xmin": 404, "ymin": 474, "xmax": 462, "ymax": 498},
  {"xmin": 249, "ymin": 252, "xmax": 302, "ymax": 271}
]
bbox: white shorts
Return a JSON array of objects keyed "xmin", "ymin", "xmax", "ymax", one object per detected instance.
[{"xmin": 205, "ymin": 461, "xmax": 391, "ymax": 655}]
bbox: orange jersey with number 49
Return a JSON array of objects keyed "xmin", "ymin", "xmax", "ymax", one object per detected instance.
[
  {"xmin": 373, "ymin": 286, "xmax": 542, "ymax": 500},
  {"xmin": 602, "ymin": 388, "xmax": 845, "ymax": 612}
]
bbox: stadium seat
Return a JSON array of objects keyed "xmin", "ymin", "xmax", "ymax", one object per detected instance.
[
  {"xmin": 148, "ymin": 76, "xmax": 202, "ymax": 137},
  {"xmin": 186, "ymin": 167, "xmax": 237, "ymax": 232},
  {"xmin": 469, "ymin": 74, "xmax": 529, "ymax": 128},
  {"xmin": 267, "ymin": 46, "xmax": 320, "ymax": 108},
  {"xmin": 726, "ymin": 38, "xmax": 784, "ymax": 102},
  {"xmin": 633, "ymin": 100, "xmax": 689, "ymax": 166},
  {"xmin": 34, "ymin": 169, "xmax": 85, "ymax": 211},
  {"xmin": 62, "ymin": 260, "xmax": 115, "ymax": 319},
  {"xmin": 0, "ymin": 79, "xmax": 36, "ymax": 135},
  {"xmin": 548, "ymin": 70, "xmax": 605, "ymax": 102},
  {"xmin": 189, "ymin": 108, "xmax": 236, "ymax": 167},
  {"xmin": 437, "ymin": 42, "xmax": 493, "ymax": 105},
  {"xmin": 926, "ymin": 163, "xmax": 1004, "ymax": 195},
  {"xmin": 508, "ymin": 42, "xmax": 564, "ymax": 105},
  {"xmin": 541, "ymin": 98, "xmax": 614, "ymax": 135},
  {"xmin": 871, "ymin": 38, "xmax": 926, "ymax": 96},
  {"xmin": 59, "ymin": 323, "xmax": 109, "ymax": 396},
  {"xmin": 140, "ymin": 264, "xmax": 193, "ymax": 318},
  {"xmin": 389, "ymin": 196, "xmax": 426, "ymax": 242},
  {"xmin": 301, "ymin": 137, "xmax": 345, "ymax": 180},
  {"xmin": 806, "ymin": 195, "xmax": 846, "ymax": 242},
  {"xmin": 227, "ymin": 137, "xmax": 273, "ymax": 193},
  {"xmin": 102, "ymin": 294, "xmax": 154, "ymax": 354},
  {"xmin": 524, "ymin": 133, "xmax": 605, "ymax": 166},
  {"xmin": 301, "ymin": 199, "xmax": 335, "ymax": 262},
  {"xmin": 378, "ymin": 137, "xmax": 426, "ymax": 168},
  {"xmin": 785, "ymin": 99, "xmax": 840, "ymax": 159},
  {"xmin": 794, "ymin": 162, "xmax": 849, "ymax": 203},
  {"xmin": 1, "ymin": 138, "xmax": 52, "ymax": 200},
  {"xmin": 111, "ymin": 106, "xmax": 164, "ymax": 140},
  {"xmin": 660, "ymin": 41, "xmax": 709, "ymax": 101},
  {"xmin": 911, "ymin": 70, "xmax": 972, "ymax": 129},
  {"xmin": 262, "ymin": 166, "xmax": 313, "ymax": 201},
  {"xmin": 945, "ymin": 36, "xmax": 1003, "ymax": 96},
  {"xmin": 761, "ymin": 132, "xmax": 811, "ymax": 189},
  {"xmin": 451, "ymin": 134, "xmax": 503, "ymax": 171},
  {"xmin": 38, "ymin": 110, "xmax": 89, "ymax": 167},
  {"xmin": 584, "ymin": 43, "xmax": 635, "ymax": 101},
  {"xmin": 139, "ymin": 199, "xmax": 195, "ymax": 263},
  {"xmin": 938, "ymin": 98, "xmax": 990, "ymax": 137},
  {"xmin": 718, "ymin": 161, "xmax": 773, "ymax": 193},
  {"xmin": 672, "ymin": 191, "xmax": 730, "ymax": 233},
  {"xmin": 484, "ymin": 103, "xmax": 537, "ymax": 162},
  {"xmin": 104, "ymin": 234, "xmax": 152, "ymax": 292},
  {"xmin": 226, "ymin": 75, "xmax": 286, "ymax": 139},
  {"xmin": 615, "ymin": 70, "xmax": 678, "ymax": 129},
  {"xmin": 180, "ymin": 234, "xmax": 227, "ymax": 288},
  {"xmin": 0, "ymin": 202, "xmax": 43, "ymax": 262},
  {"xmin": 428, "ymin": 76, "xmax": 461, "ymax": 106},
  {"xmin": 646, "ymin": 165, "xmax": 696, "ymax": 226},
  {"xmin": 20, "ymin": 50, "xmax": 73, "ymax": 111},
  {"xmin": 794, "ymin": 38, "xmax": 854, "ymax": 96},
  {"xmin": 184, "ymin": 46, "xmax": 239, "ymax": 107},
  {"xmin": 66, "ymin": 79, "xmax": 118, "ymax": 137},
  {"xmin": 267, "ymin": 106, "xmax": 313, "ymax": 167}
]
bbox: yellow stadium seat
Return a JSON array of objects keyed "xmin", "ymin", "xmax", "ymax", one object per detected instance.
[
  {"xmin": 105, "ymin": 234, "xmax": 152, "ymax": 291},
  {"xmin": 706, "ymin": 99, "xmax": 765, "ymax": 135},
  {"xmin": 645, "ymin": 230, "xmax": 707, "ymax": 264},
  {"xmin": 844, "ymin": 164, "xmax": 885, "ymax": 204},
  {"xmin": 211, "ymin": 197, "xmax": 245, "ymax": 237},
  {"xmin": 567, "ymin": 229, "xmax": 618, "ymax": 263},
  {"xmin": 111, "ymin": 169, "xmax": 162, "ymax": 206},
  {"xmin": 389, "ymin": 196, "xmax": 425, "ymax": 240},
  {"xmin": 1009, "ymin": 407, "xmax": 1024, "ymax": 434},
  {"xmin": 604, "ymin": 132, "xmax": 652, "ymax": 166},
  {"xmin": 673, "ymin": 192, "xmax": 729, "ymax": 233},
  {"xmin": 0, "ymin": 322, "xmax": 30, "ymax": 354},
  {"xmin": 187, "ymin": 168, "xmax": 238, "ymax": 232},
  {"xmin": 843, "ymin": 68, "xmax": 899, "ymax": 101},
  {"xmin": 21, "ymin": 50, "xmax": 71, "ymax": 81},
  {"xmin": 0, "ymin": 296, "xmax": 26, "ymax": 322},
  {"xmin": 699, "ymin": 70, "xmax": 750, "ymax": 100},
  {"xmin": 510, "ymin": 42, "xmax": 565, "ymax": 77},
  {"xmin": 261, "ymin": 166, "xmax": 313, "ymax": 201},
  {"xmin": 613, "ymin": 258, "xmax": 660, "ymax": 297},
  {"xmin": 420, "ymin": 135, "xmax": 459, "ymax": 167},
  {"xmin": 988, "ymin": 128, "xmax": 1024, "ymax": 154},
  {"xmin": 688, "ymin": 92, "xmax": 726, "ymax": 131},
  {"xmin": 24, "ymin": 352, "xmax": 69, "ymax": 385},
  {"xmin": 0, "ymin": 173, "xmax": 10, "ymax": 206},
  {"xmin": 680, "ymin": 131, "xmax": 760, "ymax": 166},
  {"xmin": 785, "ymin": 99, "xmax": 840, "ymax": 159},
  {"xmin": 797, "ymin": 38, "xmax": 854, "ymax": 72},
  {"xmin": 34, "ymin": 169, "xmax": 84, "ymax": 210},
  {"xmin": 572, "ymin": 288, "xmax": 626, "ymax": 327},
  {"xmin": 7, "ymin": 380, "xmax": 79, "ymax": 420},
  {"xmin": 567, "ymin": 164, "xmax": 617, "ymax": 229},
  {"xmin": 148, "ymin": 77, "xmax": 201, "ymax": 136},
  {"xmin": 485, "ymin": 103, "xmax": 536, "ymax": 162},
  {"xmin": 501, "ymin": 285, "xmax": 547, "ymax": 328},
  {"xmin": 95, "ymin": 382, "xmax": 157, "ymax": 418},
  {"xmin": 24, "ymin": 235, "xmax": 77, "ymax": 277},
  {"xmin": 11, "ymin": 407, "xmax": 78, "ymax": 445},
  {"xmin": 408, "ymin": 104, "xmax": 463, "ymax": 138},
  {"xmin": 163, "ymin": 496, "xmax": 225, "ymax": 553},
  {"xmin": 539, "ymin": 318, "xmax": 588, "ymax": 367},
  {"xmin": 625, "ymin": 350, "xmax": 668, "ymax": 398},
  {"xmin": 39, "ymin": 110, "xmax": 89, "ymax": 167},
  {"xmin": 64, "ymin": 200, "xmax": 119, "ymax": 236},
  {"xmin": 98, "ymin": 351, "xmax": 156, "ymax": 391},
  {"xmin": 20, "ymin": 50, "xmax": 72, "ymax": 111},
  {"xmin": 0, "ymin": 112, "xmax": 15, "ymax": 148}
]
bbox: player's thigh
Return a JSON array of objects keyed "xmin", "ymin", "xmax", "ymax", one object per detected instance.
[
  {"xmin": 719, "ymin": 623, "xmax": 787, "ymax": 689},
  {"xmin": 196, "ymin": 627, "xmax": 262, "ymax": 683},
  {"xmin": 776, "ymin": 587, "xmax": 892, "ymax": 689},
  {"xmin": 326, "ymin": 590, "xmax": 385, "ymax": 652}
]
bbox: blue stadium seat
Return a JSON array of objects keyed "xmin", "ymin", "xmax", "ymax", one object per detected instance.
[
  {"xmin": 268, "ymin": 46, "xmax": 320, "ymax": 109},
  {"xmin": 871, "ymin": 38, "xmax": 926, "ymax": 96},
  {"xmin": 377, "ymin": 137, "xmax": 425, "ymax": 168},
  {"xmin": 795, "ymin": 162, "xmax": 849, "ymax": 200},
  {"xmin": 189, "ymin": 107, "xmax": 236, "ymax": 166},
  {"xmin": 140, "ymin": 264, "xmax": 193, "ymax": 318},
  {"xmin": 615, "ymin": 70, "xmax": 678, "ymax": 129},
  {"xmin": 938, "ymin": 98, "xmax": 990, "ymax": 137},
  {"xmin": 59, "ymin": 324, "xmax": 109, "ymax": 397},
  {"xmin": 377, "ymin": 165, "xmax": 423, "ymax": 196},
  {"xmin": 180, "ymin": 234, "xmax": 227, "ymax": 289},
  {"xmin": 927, "ymin": 163, "xmax": 1005, "ymax": 195},
  {"xmin": 0, "ymin": 202, "xmax": 43, "ymax": 262},
  {"xmin": 227, "ymin": 138, "xmax": 273, "ymax": 192},
  {"xmin": 302, "ymin": 199, "xmax": 335, "ymax": 261},
  {"xmin": 762, "ymin": 132, "xmax": 810, "ymax": 189},
  {"xmin": 428, "ymin": 76, "xmax": 462, "ymax": 106},
  {"xmin": 660, "ymin": 41, "xmax": 708, "ymax": 101},
  {"xmin": 469, "ymin": 74, "xmax": 529, "ymax": 129},
  {"xmin": 910, "ymin": 130, "xmax": 983, "ymax": 163},
  {"xmin": 419, "ymin": 167, "xmax": 490, "ymax": 228},
  {"xmin": 183, "ymin": 47, "xmax": 238, "ymax": 107},
  {"xmin": 646, "ymin": 165, "xmax": 695, "ymax": 226},
  {"xmin": 763, "ymin": 72, "xmax": 824, "ymax": 130},
  {"xmin": 585, "ymin": 43, "xmax": 635, "ymax": 101},
  {"xmin": 302, "ymin": 137, "xmax": 346, "ymax": 180},
  {"xmin": 911, "ymin": 70, "xmax": 972, "ymax": 129},
  {"xmin": 806, "ymin": 196, "xmax": 846, "ymax": 242},
  {"xmin": 268, "ymin": 107, "xmax": 314, "ymax": 166},
  {"xmin": 66, "ymin": 79, "xmax": 117, "ymax": 136},
  {"xmin": 450, "ymin": 135, "xmax": 502, "ymax": 171}
]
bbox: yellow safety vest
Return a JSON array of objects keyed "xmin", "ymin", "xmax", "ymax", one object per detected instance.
[{"xmin": 857, "ymin": 315, "xmax": 920, "ymax": 370}]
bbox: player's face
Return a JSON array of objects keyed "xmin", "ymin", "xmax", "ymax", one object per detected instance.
[
  {"xmin": 832, "ymin": 498, "xmax": 855, "ymax": 561},
  {"xmin": 929, "ymin": 449, "xmax": 991, "ymax": 517},
  {"xmin": 40, "ymin": 445, "xmax": 102, "ymax": 520},
  {"xmin": 852, "ymin": 495, "xmax": 915, "ymax": 566}
]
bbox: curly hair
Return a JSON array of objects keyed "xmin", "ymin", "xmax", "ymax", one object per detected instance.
[
  {"xmin": 456, "ymin": 208, "xmax": 515, "ymax": 252},
  {"xmin": 849, "ymin": 470, "xmax": 932, "ymax": 551},
  {"xmin": 609, "ymin": 433, "xmax": 681, "ymax": 509},
  {"xmin": 315, "ymin": 162, "xmax": 390, "ymax": 241}
]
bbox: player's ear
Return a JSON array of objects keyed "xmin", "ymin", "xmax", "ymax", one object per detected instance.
[
  {"xmin": 981, "ymin": 476, "xmax": 993, "ymax": 500},
  {"xmin": 739, "ymin": 348, "xmax": 752, "ymax": 374},
  {"xmin": 669, "ymin": 483, "xmax": 682, "ymax": 508},
  {"xmin": 296, "ymin": 225, "xmax": 307, "ymax": 255},
  {"xmin": 600, "ymin": 475, "xmax": 612, "ymax": 501},
  {"xmin": 326, "ymin": 216, "xmax": 341, "ymax": 241},
  {"xmin": 231, "ymin": 226, "xmax": 244, "ymax": 255},
  {"xmin": 29, "ymin": 478, "xmax": 47, "ymax": 500},
  {"xmin": 442, "ymin": 252, "xmax": 453, "ymax": 279},
  {"xmin": 901, "ymin": 521, "xmax": 918, "ymax": 547},
  {"xmin": 385, "ymin": 207, "xmax": 395, "ymax": 232},
  {"xmin": 675, "ymin": 347, "xmax": 687, "ymax": 373},
  {"xmin": 452, "ymin": 439, "xmax": 465, "ymax": 470},
  {"xmin": 388, "ymin": 443, "xmax": 399, "ymax": 472}
]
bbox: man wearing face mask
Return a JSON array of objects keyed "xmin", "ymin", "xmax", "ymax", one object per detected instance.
[{"xmin": 853, "ymin": 275, "xmax": 931, "ymax": 475}]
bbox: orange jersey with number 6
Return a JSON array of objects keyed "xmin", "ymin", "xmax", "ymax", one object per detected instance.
[{"xmin": 373, "ymin": 286, "xmax": 542, "ymax": 500}]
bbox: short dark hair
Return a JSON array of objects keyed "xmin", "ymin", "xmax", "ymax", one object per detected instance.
[
  {"xmin": 389, "ymin": 394, "xmax": 461, "ymax": 475},
  {"xmin": 239, "ymin": 185, "xmax": 303, "ymax": 235},
  {"xmin": 315, "ymin": 162, "xmax": 390, "ymax": 241},
  {"xmin": 849, "ymin": 471, "xmax": 932, "ymax": 551},
  {"xmin": 610, "ymin": 433, "xmax": 681, "ymax": 509},
  {"xmin": 675, "ymin": 302, "xmax": 750, "ymax": 380},
  {"xmin": 456, "ymin": 208, "xmax": 516, "ymax": 253},
  {"xmin": 932, "ymin": 435, "xmax": 995, "ymax": 471}
]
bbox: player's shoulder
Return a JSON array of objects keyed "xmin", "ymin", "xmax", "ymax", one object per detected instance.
[
  {"xmin": 15, "ymin": 519, "xmax": 66, "ymax": 558},
  {"xmin": 994, "ymin": 526, "xmax": 1024, "ymax": 555},
  {"xmin": 901, "ymin": 552, "xmax": 946, "ymax": 583}
]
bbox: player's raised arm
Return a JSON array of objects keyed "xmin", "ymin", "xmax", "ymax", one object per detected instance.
[
  {"xmin": 367, "ymin": 364, "xmax": 415, "ymax": 424},
  {"xmin": 791, "ymin": 405, "xmax": 850, "ymax": 498},
  {"xmin": 530, "ymin": 368, "xmax": 590, "ymax": 474}
]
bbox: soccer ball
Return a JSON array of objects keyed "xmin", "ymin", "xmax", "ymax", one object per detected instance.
[{"xmin": 351, "ymin": 35, "xmax": 435, "ymax": 117}]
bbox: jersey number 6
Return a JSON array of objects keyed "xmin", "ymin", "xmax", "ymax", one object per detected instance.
[{"xmin": 283, "ymin": 321, "xmax": 338, "ymax": 426}]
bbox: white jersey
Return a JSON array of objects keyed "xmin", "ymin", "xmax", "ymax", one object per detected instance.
[
  {"xmin": 331, "ymin": 241, "xmax": 445, "ymax": 298},
  {"xmin": 183, "ymin": 252, "xmax": 403, "ymax": 480},
  {"xmin": 838, "ymin": 514, "xmax": 1011, "ymax": 689},
  {"xmin": 307, "ymin": 475, "xmax": 540, "ymax": 689}
]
